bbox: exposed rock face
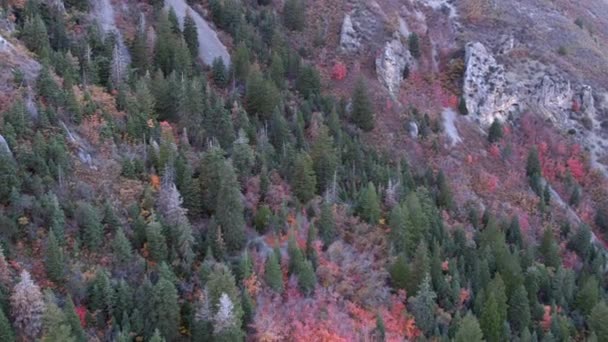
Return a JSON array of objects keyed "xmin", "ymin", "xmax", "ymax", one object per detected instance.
[
  {"xmin": 531, "ymin": 75, "xmax": 573, "ymax": 123},
  {"xmin": 340, "ymin": 15, "xmax": 361, "ymax": 53},
  {"xmin": 0, "ymin": 135, "xmax": 12, "ymax": 158},
  {"xmin": 375, "ymin": 37, "xmax": 413, "ymax": 96},
  {"xmin": 463, "ymin": 42, "xmax": 519, "ymax": 126}
]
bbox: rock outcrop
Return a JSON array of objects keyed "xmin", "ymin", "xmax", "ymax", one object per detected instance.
[
  {"xmin": 375, "ymin": 36, "xmax": 413, "ymax": 96},
  {"xmin": 340, "ymin": 15, "xmax": 361, "ymax": 53},
  {"xmin": 0, "ymin": 135, "xmax": 12, "ymax": 158},
  {"xmin": 463, "ymin": 42, "xmax": 519, "ymax": 126}
]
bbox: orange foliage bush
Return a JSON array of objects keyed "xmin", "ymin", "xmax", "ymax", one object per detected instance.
[{"xmin": 331, "ymin": 62, "xmax": 347, "ymax": 81}]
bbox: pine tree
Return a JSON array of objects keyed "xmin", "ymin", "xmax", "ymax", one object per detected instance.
[
  {"xmin": 146, "ymin": 220, "xmax": 168, "ymax": 262},
  {"xmin": 154, "ymin": 11, "xmax": 176, "ymax": 75},
  {"xmin": 45, "ymin": 230, "xmax": 64, "ymax": 284},
  {"xmin": 213, "ymin": 293, "xmax": 243, "ymax": 340},
  {"xmin": 199, "ymin": 147, "xmax": 226, "ymax": 215},
  {"xmin": 41, "ymin": 291, "xmax": 74, "ymax": 342},
  {"xmin": 408, "ymin": 33, "xmax": 421, "ymax": 59},
  {"xmin": 233, "ymin": 42, "xmax": 250, "ymax": 81},
  {"xmin": 293, "ymin": 152, "xmax": 317, "ymax": 203},
  {"xmin": 183, "ymin": 10, "xmax": 199, "ymax": 59},
  {"xmin": 351, "ymin": 78, "xmax": 374, "ymax": 131},
  {"xmin": 270, "ymin": 52, "xmax": 285, "ymax": 88},
  {"xmin": 76, "ymin": 202, "xmax": 104, "ymax": 252},
  {"xmin": 358, "ymin": 182, "xmax": 380, "ymax": 224},
  {"xmin": 480, "ymin": 293, "xmax": 503, "ymax": 342},
  {"xmin": 590, "ymin": 301, "xmax": 608, "ymax": 342},
  {"xmin": 63, "ymin": 296, "xmax": 85, "ymax": 342},
  {"xmin": 318, "ymin": 202, "xmax": 336, "ymax": 247},
  {"xmin": 112, "ymin": 227, "xmax": 132, "ymax": 266},
  {"xmin": 576, "ymin": 276, "xmax": 599, "ymax": 315},
  {"xmin": 283, "ymin": 0, "xmax": 305, "ymax": 31},
  {"xmin": 296, "ymin": 65, "xmax": 321, "ymax": 99},
  {"xmin": 508, "ymin": 285, "xmax": 531, "ymax": 335},
  {"xmin": 390, "ymin": 253, "xmax": 410, "ymax": 290},
  {"xmin": 158, "ymin": 179, "xmax": 195, "ymax": 270},
  {"xmin": 455, "ymin": 312, "xmax": 483, "ymax": 342},
  {"xmin": 212, "ymin": 57, "xmax": 228, "ymax": 87},
  {"xmin": 539, "ymin": 229, "xmax": 560, "ymax": 269},
  {"xmin": 131, "ymin": 23, "xmax": 149, "ymax": 74},
  {"xmin": 526, "ymin": 147, "xmax": 541, "ymax": 177},
  {"xmin": 216, "ymin": 161, "xmax": 246, "ymax": 252},
  {"xmin": 311, "ymin": 125, "xmax": 338, "ymax": 194},
  {"xmin": 245, "ymin": 71, "xmax": 279, "ymax": 120},
  {"xmin": 297, "ymin": 259, "xmax": 317, "ymax": 295},
  {"xmin": 264, "ymin": 252, "xmax": 283, "ymax": 293},
  {"xmin": 409, "ymin": 275, "xmax": 436, "ymax": 335},
  {"xmin": 231, "ymin": 130, "xmax": 255, "ymax": 187},
  {"xmin": 21, "ymin": 14, "xmax": 51, "ymax": 58},
  {"xmin": 11, "ymin": 270, "xmax": 45, "ymax": 341},
  {"xmin": 488, "ymin": 118, "xmax": 503, "ymax": 143},
  {"xmin": 0, "ymin": 153, "xmax": 20, "ymax": 205},
  {"xmin": 152, "ymin": 278, "xmax": 180, "ymax": 341},
  {"xmin": 436, "ymin": 170, "xmax": 453, "ymax": 210},
  {"xmin": 0, "ymin": 308, "xmax": 14, "ymax": 342}
]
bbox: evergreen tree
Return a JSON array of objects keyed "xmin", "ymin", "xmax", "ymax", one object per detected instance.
[
  {"xmin": 283, "ymin": 0, "xmax": 305, "ymax": 31},
  {"xmin": 296, "ymin": 65, "xmax": 321, "ymax": 99},
  {"xmin": 389, "ymin": 253, "xmax": 410, "ymax": 290},
  {"xmin": 297, "ymin": 259, "xmax": 317, "ymax": 295},
  {"xmin": 270, "ymin": 52, "xmax": 285, "ymax": 88},
  {"xmin": 233, "ymin": 42, "xmax": 250, "ymax": 81},
  {"xmin": 318, "ymin": 202, "xmax": 336, "ymax": 247},
  {"xmin": 293, "ymin": 152, "xmax": 317, "ymax": 203},
  {"xmin": 508, "ymin": 285, "xmax": 531, "ymax": 335},
  {"xmin": 436, "ymin": 170, "xmax": 453, "ymax": 210},
  {"xmin": 112, "ymin": 227, "xmax": 133, "ymax": 266},
  {"xmin": 576, "ymin": 276, "xmax": 599, "ymax": 315},
  {"xmin": 199, "ymin": 147, "xmax": 226, "ymax": 215},
  {"xmin": 131, "ymin": 24, "xmax": 149, "ymax": 74},
  {"xmin": 526, "ymin": 147, "xmax": 541, "ymax": 177},
  {"xmin": 212, "ymin": 57, "xmax": 228, "ymax": 87},
  {"xmin": 488, "ymin": 118, "xmax": 504, "ymax": 143},
  {"xmin": 351, "ymin": 78, "xmax": 374, "ymax": 131},
  {"xmin": 408, "ymin": 33, "xmax": 421, "ymax": 59},
  {"xmin": 11, "ymin": 271, "xmax": 45, "ymax": 341},
  {"xmin": 245, "ymin": 71, "xmax": 279, "ymax": 120},
  {"xmin": 21, "ymin": 14, "xmax": 51, "ymax": 58},
  {"xmin": 311, "ymin": 125, "xmax": 338, "ymax": 194},
  {"xmin": 154, "ymin": 10, "xmax": 177, "ymax": 75},
  {"xmin": 539, "ymin": 229, "xmax": 560, "ymax": 269},
  {"xmin": 265, "ymin": 252, "xmax": 283, "ymax": 293},
  {"xmin": 63, "ymin": 296, "xmax": 85, "ymax": 342},
  {"xmin": 152, "ymin": 278, "xmax": 180, "ymax": 341},
  {"xmin": 455, "ymin": 312, "xmax": 484, "ymax": 342},
  {"xmin": 358, "ymin": 182, "xmax": 380, "ymax": 224},
  {"xmin": 590, "ymin": 301, "xmax": 608, "ymax": 342},
  {"xmin": 216, "ymin": 161, "xmax": 246, "ymax": 252},
  {"xmin": 76, "ymin": 202, "xmax": 104, "ymax": 252},
  {"xmin": 150, "ymin": 329, "xmax": 165, "ymax": 342},
  {"xmin": 183, "ymin": 11, "xmax": 199, "ymax": 59},
  {"xmin": 213, "ymin": 293, "xmax": 243, "ymax": 340},
  {"xmin": 409, "ymin": 275, "xmax": 436, "ymax": 336},
  {"xmin": 0, "ymin": 309, "xmax": 14, "ymax": 342},
  {"xmin": 410, "ymin": 242, "xmax": 430, "ymax": 295},
  {"xmin": 0, "ymin": 153, "xmax": 19, "ymax": 205},
  {"xmin": 45, "ymin": 230, "xmax": 64, "ymax": 284},
  {"xmin": 231, "ymin": 130, "xmax": 255, "ymax": 187},
  {"xmin": 146, "ymin": 220, "xmax": 168, "ymax": 262}
]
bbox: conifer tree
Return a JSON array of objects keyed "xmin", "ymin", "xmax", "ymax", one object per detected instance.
[
  {"xmin": 296, "ymin": 65, "xmax": 321, "ymax": 99},
  {"xmin": 318, "ymin": 202, "xmax": 336, "ymax": 247},
  {"xmin": 76, "ymin": 202, "xmax": 103, "ymax": 252},
  {"xmin": 408, "ymin": 33, "xmax": 421, "ymax": 59},
  {"xmin": 231, "ymin": 130, "xmax": 255, "ymax": 187},
  {"xmin": 283, "ymin": 0, "xmax": 305, "ymax": 31},
  {"xmin": 480, "ymin": 293, "xmax": 503, "ymax": 342},
  {"xmin": 41, "ymin": 291, "xmax": 74, "ymax": 342},
  {"xmin": 409, "ymin": 275, "xmax": 436, "ymax": 336},
  {"xmin": 311, "ymin": 125, "xmax": 338, "ymax": 194},
  {"xmin": 351, "ymin": 78, "xmax": 374, "ymax": 131},
  {"xmin": 245, "ymin": 71, "xmax": 279, "ymax": 120},
  {"xmin": 213, "ymin": 293, "xmax": 243, "ymax": 340},
  {"xmin": 0, "ymin": 309, "xmax": 14, "ymax": 342},
  {"xmin": 526, "ymin": 147, "xmax": 541, "ymax": 177},
  {"xmin": 410, "ymin": 242, "xmax": 430, "ymax": 295},
  {"xmin": 358, "ymin": 182, "xmax": 380, "ymax": 224},
  {"xmin": 539, "ymin": 228, "xmax": 560, "ymax": 269},
  {"xmin": 455, "ymin": 312, "xmax": 483, "ymax": 342},
  {"xmin": 146, "ymin": 220, "xmax": 168, "ymax": 263},
  {"xmin": 293, "ymin": 152, "xmax": 317, "ymax": 203},
  {"xmin": 154, "ymin": 11, "xmax": 177, "ymax": 75},
  {"xmin": 63, "ymin": 296, "xmax": 85, "ymax": 342},
  {"xmin": 436, "ymin": 170, "xmax": 453, "ymax": 210},
  {"xmin": 389, "ymin": 253, "xmax": 410, "ymax": 290},
  {"xmin": 21, "ymin": 14, "xmax": 51, "ymax": 58},
  {"xmin": 590, "ymin": 301, "xmax": 608, "ymax": 342},
  {"xmin": 488, "ymin": 118, "xmax": 504, "ymax": 143},
  {"xmin": 233, "ymin": 42, "xmax": 250, "ymax": 81},
  {"xmin": 264, "ymin": 252, "xmax": 283, "ymax": 293},
  {"xmin": 150, "ymin": 328, "xmax": 166, "ymax": 342},
  {"xmin": 11, "ymin": 270, "xmax": 45, "ymax": 341},
  {"xmin": 270, "ymin": 52, "xmax": 285, "ymax": 88},
  {"xmin": 112, "ymin": 227, "xmax": 133, "ymax": 266},
  {"xmin": 183, "ymin": 11, "xmax": 199, "ymax": 59},
  {"xmin": 216, "ymin": 161, "xmax": 246, "ymax": 252},
  {"xmin": 212, "ymin": 57, "xmax": 228, "ymax": 88},
  {"xmin": 576, "ymin": 276, "xmax": 599, "ymax": 315},
  {"xmin": 297, "ymin": 259, "xmax": 317, "ymax": 295},
  {"xmin": 199, "ymin": 147, "xmax": 226, "ymax": 215},
  {"xmin": 45, "ymin": 230, "xmax": 64, "ymax": 284},
  {"xmin": 508, "ymin": 285, "xmax": 531, "ymax": 335},
  {"xmin": 152, "ymin": 278, "xmax": 180, "ymax": 341}
]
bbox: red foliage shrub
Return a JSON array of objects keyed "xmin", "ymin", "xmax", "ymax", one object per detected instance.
[
  {"xmin": 331, "ymin": 62, "xmax": 347, "ymax": 81},
  {"xmin": 76, "ymin": 306, "xmax": 87, "ymax": 327},
  {"xmin": 567, "ymin": 156, "xmax": 586, "ymax": 182},
  {"xmin": 489, "ymin": 144, "xmax": 500, "ymax": 158},
  {"xmin": 572, "ymin": 99, "xmax": 581, "ymax": 113}
]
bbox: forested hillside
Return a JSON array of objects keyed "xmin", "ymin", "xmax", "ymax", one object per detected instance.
[{"xmin": 0, "ymin": 0, "xmax": 608, "ymax": 341}]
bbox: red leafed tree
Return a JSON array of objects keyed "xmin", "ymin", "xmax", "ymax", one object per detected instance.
[
  {"xmin": 75, "ymin": 306, "xmax": 87, "ymax": 327},
  {"xmin": 331, "ymin": 62, "xmax": 347, "ymax": 80},
  {"xmin": 567, "ymin": 156, "xmax": 586, "ymax": 182},
  {"xmin": 572, "ymin": 99, "xmax": 581, "ymax": 112}
]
